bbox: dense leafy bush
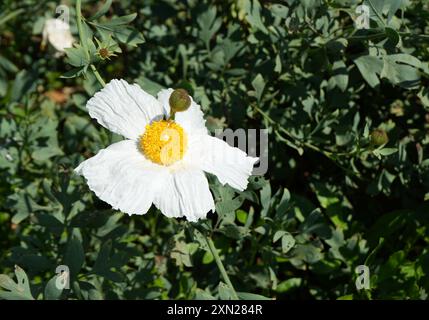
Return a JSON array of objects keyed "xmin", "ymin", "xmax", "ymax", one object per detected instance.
[{"xmin": 1, "ymin": 0, "xmax": 429, "ymax": 300}]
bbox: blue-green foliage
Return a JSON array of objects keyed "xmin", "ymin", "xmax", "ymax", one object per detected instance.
[{"xmin": 0, "ymin": 0, "xmax": 429, "ymax": 300}]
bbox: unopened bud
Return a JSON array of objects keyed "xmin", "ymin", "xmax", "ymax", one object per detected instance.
[
  {"xmin": 370, "ymin": 129, "xmax": 388, "ymax": 146},
  {"xmin": 169, "ymin": 89, "xmax": 191, "ymax": 113}
]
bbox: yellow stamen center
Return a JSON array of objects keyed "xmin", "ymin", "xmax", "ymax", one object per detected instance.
[{"xmin": 139, "ymin": 120, "xmax": 187, "ymax": 166}]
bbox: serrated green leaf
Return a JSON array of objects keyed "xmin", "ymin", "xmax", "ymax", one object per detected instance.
[
  {"xmin": 0, "ymin": 266, "xmax": 34, "ymax": 300},
  {"xmin": 354, "ymin": 55, "xmax": 383, "ymax": 88},
  {"xmin": 89, "ymin": 0, "xmax": 113, "ymax": 21}
]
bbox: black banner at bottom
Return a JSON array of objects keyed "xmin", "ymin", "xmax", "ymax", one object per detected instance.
[{"xmin": 0, "ymin": 299, "xmax": 425, "ymax": 319}]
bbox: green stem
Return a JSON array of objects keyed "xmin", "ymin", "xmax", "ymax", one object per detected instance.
[
  {"xmin": 91, "ymin": 64, "xmax": 106, "ymax": 87},
  {"xmin": 253, "ymin": 104, "xmax": 363, "ymax": 178},
  {"xmin": 0, "ymin": 9, "xmax": 24, "ymax": 26},
  {"xmin": 168, "ymin": 110, "xmax": 176, "ymax": 121},
  {"xmin": 253, "ymin": 104, "xmax": 295, "ymax": 140},
  {"xmin": 399, "ymin": 32, "xmax": 429, "ymax": 39},
  {"xmin": 76, "ymin": 0, "xmax": 89, "ymax": 60},
  {"xmin": 206, "ymin": 236, "xmax": 239, "ymax": 300},
  {"xmin": 76, "ymin": 0, "xmax": 106, "ymax": 88},
  {"xmin": 254, "ymin": 104, "xmax": 331, "ymax": 155},
  {"xmin": 348, "ymin": 33, "xmax": 386, "ymax": 40}
]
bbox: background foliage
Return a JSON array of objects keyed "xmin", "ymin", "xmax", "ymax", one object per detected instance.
[{"xmin": 1, "ymin": 0, "xmax": 429, "ymax": 300}]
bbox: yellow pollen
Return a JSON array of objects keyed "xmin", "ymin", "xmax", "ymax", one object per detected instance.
[{"xmin": 139, "ymin": 120, "xmax": 187, "ymax": 166}]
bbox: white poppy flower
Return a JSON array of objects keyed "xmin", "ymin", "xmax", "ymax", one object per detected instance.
[
  {"xmin": 75, "ymin": 79, "xmax": 258, "ymax": 221},
  {"xmin": 42, "ymin": 18, "xmax": 74, "ymax": 53}
]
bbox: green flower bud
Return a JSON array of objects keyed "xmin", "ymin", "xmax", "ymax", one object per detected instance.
[
  {"xmin": 169, "ymin": 89, "xmax": 191, "ymax": 113},
  {"xmin": 370, "ymin": 129, "xmax": 388, "ymax": 146}
]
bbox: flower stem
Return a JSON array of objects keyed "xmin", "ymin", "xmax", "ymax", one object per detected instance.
[
  {"xmin": 76, "ymin": 0, "xmax": 106, "ymax": 88},
  {"xmin": 91, "ymin": 64, "xmax": 106, "ymax": 87},
  {"xmin": 205, "ymin": 235, "xmax": 239, "ymax": 300},
  {"xmin": 76, "ymin": 0, "xmax": 89, "ymax": 60}
]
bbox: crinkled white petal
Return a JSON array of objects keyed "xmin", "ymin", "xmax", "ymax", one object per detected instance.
[
  {"xmin": 75, "ymin": 139, "xmax": 167, "ymax": 215},
  {"xmin": 153, "ymin": 167, "xmax": 215, "ymax": 221},
  {"xmin": 157, "ymin": 88, "xmax": 208, "ymax": 135},
  {"xmin": 87, "ymin": 79, "xmax": 164, "ymax": 140},
  {"xmin": 43, "ymin": 19, "xmax": 74, "ymax": 52},
  {"xmin": 189, "ymin": 135, "xmax": 258, "ymax": 191}
]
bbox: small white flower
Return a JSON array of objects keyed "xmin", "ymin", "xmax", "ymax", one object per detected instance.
[
  {"xmin": 75, "ymin": 79, "xmax": 258, "ymax": 221},
  {"xmin": 42, "ymin": 18, "xmax": 74, "ymax": 53}
]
